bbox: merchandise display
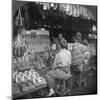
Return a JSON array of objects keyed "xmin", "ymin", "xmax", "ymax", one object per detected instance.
[
  {"xmin": 13, "ymin": 29, "xmax": 52, "ymax": 71},
  {"xmin": 13, "ymin": 34, "xmax": 26, "ymax": 58},
  {"xmin": 21, "ymin": 29, "xmax": 50, "ymax": 53},
  {"xmin": 12, "ymin": 1, "xmax": 97, "ymax": 99},
  {"xmin": 13, "ymin": 69, "xmax": 47, "ymax": 94}
]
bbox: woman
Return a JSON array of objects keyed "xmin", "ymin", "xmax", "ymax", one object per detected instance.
[
  {"xmin": 45, "ymin": 38, "xmax": 72, "ymax": 96},
  {"xmin": 47, "ymin": 42, "xmax": 57, "ymax": 67}
]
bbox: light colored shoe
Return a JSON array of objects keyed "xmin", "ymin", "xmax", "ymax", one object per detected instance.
[{"xmin": 48, "ymin": 89, "xmax": 55, "ymax": 96}]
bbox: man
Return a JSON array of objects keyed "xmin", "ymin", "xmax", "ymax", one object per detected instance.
[
  {"xmin": 45, "ymin": 38, "xmax": 72, "ymax": 96},
  {"xmin": 71, "ymin": 32, "xmax": 87, "ymax": 72}
]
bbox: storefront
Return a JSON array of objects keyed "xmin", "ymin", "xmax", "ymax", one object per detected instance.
[{"xmin": 12, "ymin": 1, "xmax": 97, "ymax": 99}]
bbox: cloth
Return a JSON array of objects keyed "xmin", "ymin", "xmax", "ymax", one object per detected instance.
[
  {"xmin": 45, "ymin": 49, "xmax": 72, "ymax": 88},
  {"xmin": 45, "ymin": 69, "xmax": 71, "ymax": 88},
  {"xmin": 59, "ymin": 49, "xmax": 71, "ymax": 67},
  {"xmin": 52, "ymin": 49, "xmax": 71, "ymax": 70},
  {"xmin": 72, "ymin": 42, "xmax": 85, "ymax": 66}
]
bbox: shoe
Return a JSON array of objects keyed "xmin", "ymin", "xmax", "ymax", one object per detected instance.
[{"xmin": 48, "ymin": 90, "xmax": 55, "ymax": 96}]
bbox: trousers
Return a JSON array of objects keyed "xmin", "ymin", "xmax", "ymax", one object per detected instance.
[{"xmin": 45, "ymin": 68, "xmax": 71, "ymax": 89}]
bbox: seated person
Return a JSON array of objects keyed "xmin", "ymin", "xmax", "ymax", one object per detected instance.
[
  {"xmin": 45, "ymin": 38, "xmax": 72, "ymax": 96},
  {"xmin": 48, "ymin": 42, "xmax": 57, "ymax": 67},
  {"xmin": 71, "ymin": 32, "xmax": 90, "ymax": 72}
]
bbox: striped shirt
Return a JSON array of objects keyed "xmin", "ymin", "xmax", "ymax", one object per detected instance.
[{"xmin": 72, "ymin": 42, "xmax": 85, "ymax": 66}]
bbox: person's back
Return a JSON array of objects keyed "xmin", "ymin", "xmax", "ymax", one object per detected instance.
[
  {"xmin": 72, "ymin": 41, "xmax": 84, "ymax": 66},
  {"xmin": 59, "ymin": 49, "xmax": 71, "ymax": 67}
]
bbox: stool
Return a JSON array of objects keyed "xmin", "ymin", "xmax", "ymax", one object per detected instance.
[
  {"xmin": 71, "ymin": 66, "xmax": 88, "ymax": 89},
  {"xmin": 55, "ymin": 75, "xmax": 72, "ymax": 96},
  {"xmin": 79, "ymin": 70, "xmax": 88, "ymax": 89}
]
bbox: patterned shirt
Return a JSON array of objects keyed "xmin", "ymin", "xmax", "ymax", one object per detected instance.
[
  {"xmin": 48, "ymin": 50, "xmax": 56, "ymax": 66},
  {"xmin": 72, "ymin": 42, "xmax": 85, "ymax": 66}
]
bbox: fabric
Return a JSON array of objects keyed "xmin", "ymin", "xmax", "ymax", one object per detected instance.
[
  {"xmin": 52, "ymin": 49, "xmax": 71, "ymax": 71},
  {"xmin": 72, "ymin": 42, "xmax": 91, "ymax": 72},
  {"xmin": 72, "ymin": 42, "xmax": 85, "ymax": 66},
  {"xmin": 45, "ymin": 69, "xmax": 71, "ymax": 88},
  {"xmin": 59, "ymin": 49, "xmax": 71, "ymax": 67}
]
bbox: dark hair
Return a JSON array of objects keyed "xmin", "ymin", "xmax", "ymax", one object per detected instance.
[
  {"xmin": 58, "ymin": 38, "xmax": 68, "ymax": 49},
  {"xmin": 76, "ymin": 32, "xmax": 82, "ymax": 40}
]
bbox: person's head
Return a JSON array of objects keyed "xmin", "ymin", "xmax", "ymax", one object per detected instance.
[
  {"xmin": 75, "ymin": 32, "xmax": 82, "ymax": 42},
  {"xmin": 58, "ymin": 33, "xmax": 63, "ymax": 39},
  {"xmin": 59, "ymin": 38, "xmax": 68, "ymax": 49},
  {"xmin": 51, "ymin": 42, "xmax": 57, "ymax": 51},
  {"xmin": 83, "ymin": 39, "xmax": 88, "ymax": 46}
]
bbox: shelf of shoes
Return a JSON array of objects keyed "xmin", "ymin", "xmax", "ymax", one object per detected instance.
[
  {"xmin": 21, "ymin": 30, "xmax": 51, "ymax": 54},
  {"xmin": 13, "ymin": 69, "xmax": 47, "ymax": 93},
  {"xmin": 13, "ymin": 30, "xmax": 51, "ymax": 70}
]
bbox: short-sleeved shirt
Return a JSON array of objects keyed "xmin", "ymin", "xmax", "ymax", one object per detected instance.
[
  {"xmin": 72, "ymin": 42, "xmax": 85, "ymax": 66},
  {"xmin": 52, "ymin": 49, "xmax": 72, "ymax": 72}
]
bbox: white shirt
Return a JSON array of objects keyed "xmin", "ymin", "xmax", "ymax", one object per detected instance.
[
  {"xmin": 59, "ymin": 49, "xmax": 71, "ymax": 66},
  {"xmin": 52, "ymin": 49, "xmax": 72, "ymax": 69}
]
